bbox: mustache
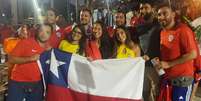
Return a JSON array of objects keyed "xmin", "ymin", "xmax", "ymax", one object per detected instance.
[
  {"xmin": 159, "ymin": 20, "xmax": 167, "ymax": 23},
  {"xmin": 92, "ymin": 32, "xmax": 98, "ymax": 35}
]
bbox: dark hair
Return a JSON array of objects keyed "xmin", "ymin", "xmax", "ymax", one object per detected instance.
[
  {"xmin": 116, "ymin": 9, "xmax": 126, "ymax": 19},
  {"xmin": 116, "ymin": 9, "xmax": 126, "ymax": 14},
  {"xmin": 140, "ymin": 0, "xmax": 158, "ymax": 7},
  {"xmin": 92, "ymin": 20, "xmax": 114, "ymax": 59},
  {"xmin": 56, "ymin": 15, "xmax": 67, "ymax": 28},
  {"xmin": 35, "ymin": 23, "xmax": 53, "ymax": 38},
  {"xmin": 66, "ymin": 24, "xmax": 86, "ymax": 55},
  {"xmin": 46, "ymin": 8, "xmax": 59, "ymax": 16},
  {"xmin": 156, "ymin": 2, "xmax": 176, "ymax": 12},
  {"xmin": 16, "ymin": 24, "xmax": 29, "ymax": 37},
  {"xmin": 115, "ymin": 10, "xmax": 127, "ymax": 26},
  {"xmin": 113, "ymin": 26, "xmax": 134, "ymax": 57},
  {"xmin": 80, "ymin": 7, "xmax": 92, "ymax": 16},
  {"xmin": 91, "ymin": 20, "xmax": 108, "ymax": 41}
]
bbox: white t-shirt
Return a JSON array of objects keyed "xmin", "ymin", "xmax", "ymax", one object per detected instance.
[
  {"xmin": 192, "ymin": 17, "xmax": 201, "ymax": 53},
  {"xmin": 192, "ymin": 17, "xmax": 201, "ymax": 28}
]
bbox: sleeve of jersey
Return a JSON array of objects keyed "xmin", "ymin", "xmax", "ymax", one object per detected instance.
[
  {"xmin": 180, "ymin": 26, "xmax": 197, "ymax": 53},
  {"xmin": 85, "ymin": 41, "xmax": 91, "ymax": 58},
  {"xmin": 64, "ymin": 25, "xmax": 72, "ymax": 35},
  {"xmin": 10, "ymin": 40, "xmax": 25, "ymax": 57}
]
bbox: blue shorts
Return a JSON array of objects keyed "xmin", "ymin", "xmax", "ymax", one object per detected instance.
[{"xmin": 172, "ymin": 85, "xmax": 192, "ymax": 101}]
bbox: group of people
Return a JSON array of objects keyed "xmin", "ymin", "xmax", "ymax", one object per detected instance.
[{"xmin": 0, "ymin": 1, "xmax": 201, "ymax": 101}]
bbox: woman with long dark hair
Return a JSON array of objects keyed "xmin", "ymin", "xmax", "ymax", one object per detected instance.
[
  {"xmin": 85, "ymin": 21, "xmax": 114, "ymax": 60},
  {"xmin": 59, "ymin": 24, "xmax": 86, "ymax": 55},
  {"xmin": 113, "ymin": 26, "xmax": 141, "ymax": 59}
]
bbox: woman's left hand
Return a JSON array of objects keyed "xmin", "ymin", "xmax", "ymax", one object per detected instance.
[{"xmin": 142, "ymin": 55, "xmax": 150, "ymax": 61}]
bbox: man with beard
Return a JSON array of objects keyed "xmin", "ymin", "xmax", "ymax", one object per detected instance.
[
  {"xmin": 79, "ymin": 8, "xmax": 92, "ymax": 39},
  {"xmin": 64, "ymin": 7, "xmax": 92, "ymax": 39},
  {"xmin": 154, "ymin": 4, "xmax": 197, "ymax": 101},
  {"xmin": 134, "ymin": 2, "xmax": 162, "ymax": 101},
  {"xmin": 7, "ymin": 23, "xmax": 53, "ymax": 101}
]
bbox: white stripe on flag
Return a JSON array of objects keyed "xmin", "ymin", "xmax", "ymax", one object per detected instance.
[
  {"xmin": 68, "ymin": 54, "xmax": 145, "ymax": 100},
  {"xmin": 37, "ymin": 59, "xmax": 47, "ymax": 96}
]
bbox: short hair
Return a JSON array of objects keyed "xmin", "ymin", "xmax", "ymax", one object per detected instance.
[
  {"xmin": 116, "ymin": 9, "xmax": 127, "ymax": 14},
  {"xmin": 80, "ymin": 7, "xmax": 92, "ymax": 16},
  {"xmin": 115, "ymin": 9, "xmax": 126, "ymax": 20},
  {"xmin": 36, "ymin": 23, "xmax": 53, "ymax": 33},
  {"xmin": 140, "ymin": 1, "xmax": 155, "ymax": 7},
  {"xmin": 156, "ymin": 1, "xmax": 177, "ymax": 12},
  {"xmin": 46, "ymin": 8, "xmax": 59, "ymax": 16},
  {"xmin": 34, "ymin": 23, "xmax": 53, "ymax": 39}
]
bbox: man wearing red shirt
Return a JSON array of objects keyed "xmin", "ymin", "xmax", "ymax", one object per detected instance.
[
  {"xmin": 155, "ymin": 4, "xmax": 197, "ymax": 101},
  {"xmin": 79, "ymin": 7, "xmax": 92, "ymax": 38},
  {"xmin": 63, "ymin": 7, "xmax": 93, "ymax": 40},
  {"xmin": 46, "ymin": 8, "xmax": 66, "ymax": 48},
  {"xmin": 107, "ymin": 10, "xmax": 126, "ymax": 38},
  {"xmin": 7, "ymin": 23, "xmax": 53, "ymax": 101}
]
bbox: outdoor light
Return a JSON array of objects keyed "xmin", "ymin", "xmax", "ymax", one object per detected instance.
[
  {"xmin": 33, "ymin": 0, "xmax": 43, "ymax": 24},
  {"xmin": 37, "ymin": 8, "xmax": 42, "ymax": 12},
  {"xmin": 2, "ymin": 13, "xmax": 5, "ymax": 17}
]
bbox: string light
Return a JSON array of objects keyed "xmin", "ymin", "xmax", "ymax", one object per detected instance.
[{"xmin": 33, "ymin": 0, "xmax": 43, "ymax": 24}]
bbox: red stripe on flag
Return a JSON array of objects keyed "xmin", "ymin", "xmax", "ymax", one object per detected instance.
[
  {"xmin": 46, "ymin": 84, "xmax": 74, "ymax": 101},
  {"xmin": 46, "ymin": 84, "xmax": 142, "ymax": 101}
]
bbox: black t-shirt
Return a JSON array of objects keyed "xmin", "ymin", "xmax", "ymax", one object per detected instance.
[{"xmin": 134, "ymin": 20, "xmax": 162, "ymax": 66}]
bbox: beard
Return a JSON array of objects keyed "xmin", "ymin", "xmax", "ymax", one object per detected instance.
[
  {"xmin": 160, "ymin": 20, "xmax": 172, "ymax": 28},
  {"xmin": 116, "ymin": 22, "xmax": 125, "ymax": 27},
  {"xmin": 160, "ymin": 21, "xmax": 167, "ymax": 27},
  {"xmin": 80, "ymin": 19, "xmax": 89, "ymax": 25},
  {"xmin": 143, "ymin": 13, "xmax": 152, "ymax": 21},
  {"xmin": 81, "ymin": 21, "xmax": 88, "ymax": 25}
]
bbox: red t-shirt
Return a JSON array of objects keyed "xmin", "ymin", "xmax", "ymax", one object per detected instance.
[
  {"xmin": 130, "ymin": 17, "xmax": 144, "ymax": 27},
  {"xmin": 48, "ymin": 26, "xmax": 72, "ymax": 48},
  {"xmin": 63, "ymin": 25, "xmax": 73, "ymax": 35},
  {"xmin": 85, "ymin": 40, "xmax": 102, "ymax": 60},
  {"xmin": 10, "ymin": 38, "xmax": 45, "ymax": 82},
  {"xmin": 160, "ymin": 23, "xmax": 197, "ymax": 78},
  {"xmin": 107, "ymin": 26, "xmax": 116, "ymax": 38},
  {"xmin": 0, "ymin": 26, "xmax": 14, "ymax": 44},
  {"xmin": 29, "ymin": 27, "xmax": 37, "ymax": 38}
]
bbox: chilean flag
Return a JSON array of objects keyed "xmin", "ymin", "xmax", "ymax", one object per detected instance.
[{"xmin": 37, "ymin": 49, "xmax": 145, "ymax": 101}]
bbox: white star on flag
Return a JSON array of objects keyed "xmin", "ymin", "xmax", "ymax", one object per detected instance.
[
  {"xmin": 179, "ymin": 96, "xmax": 184, "ymax": 100},
  {"xmin": 46, "ymin": 60, "xmax": 50, "ymax": 64},
  {"xmin": 50, "ymin": 50, "xmax": 66, "ymax": 78}
]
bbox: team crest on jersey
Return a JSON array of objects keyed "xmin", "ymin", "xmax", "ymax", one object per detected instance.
[
  {"xmin": 56, "ymin": 32, "xmax": 62, "ymax": 38},
  {"xmin": 168, "ymin": 34, "xmax": 174, "ymax": 42}
]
